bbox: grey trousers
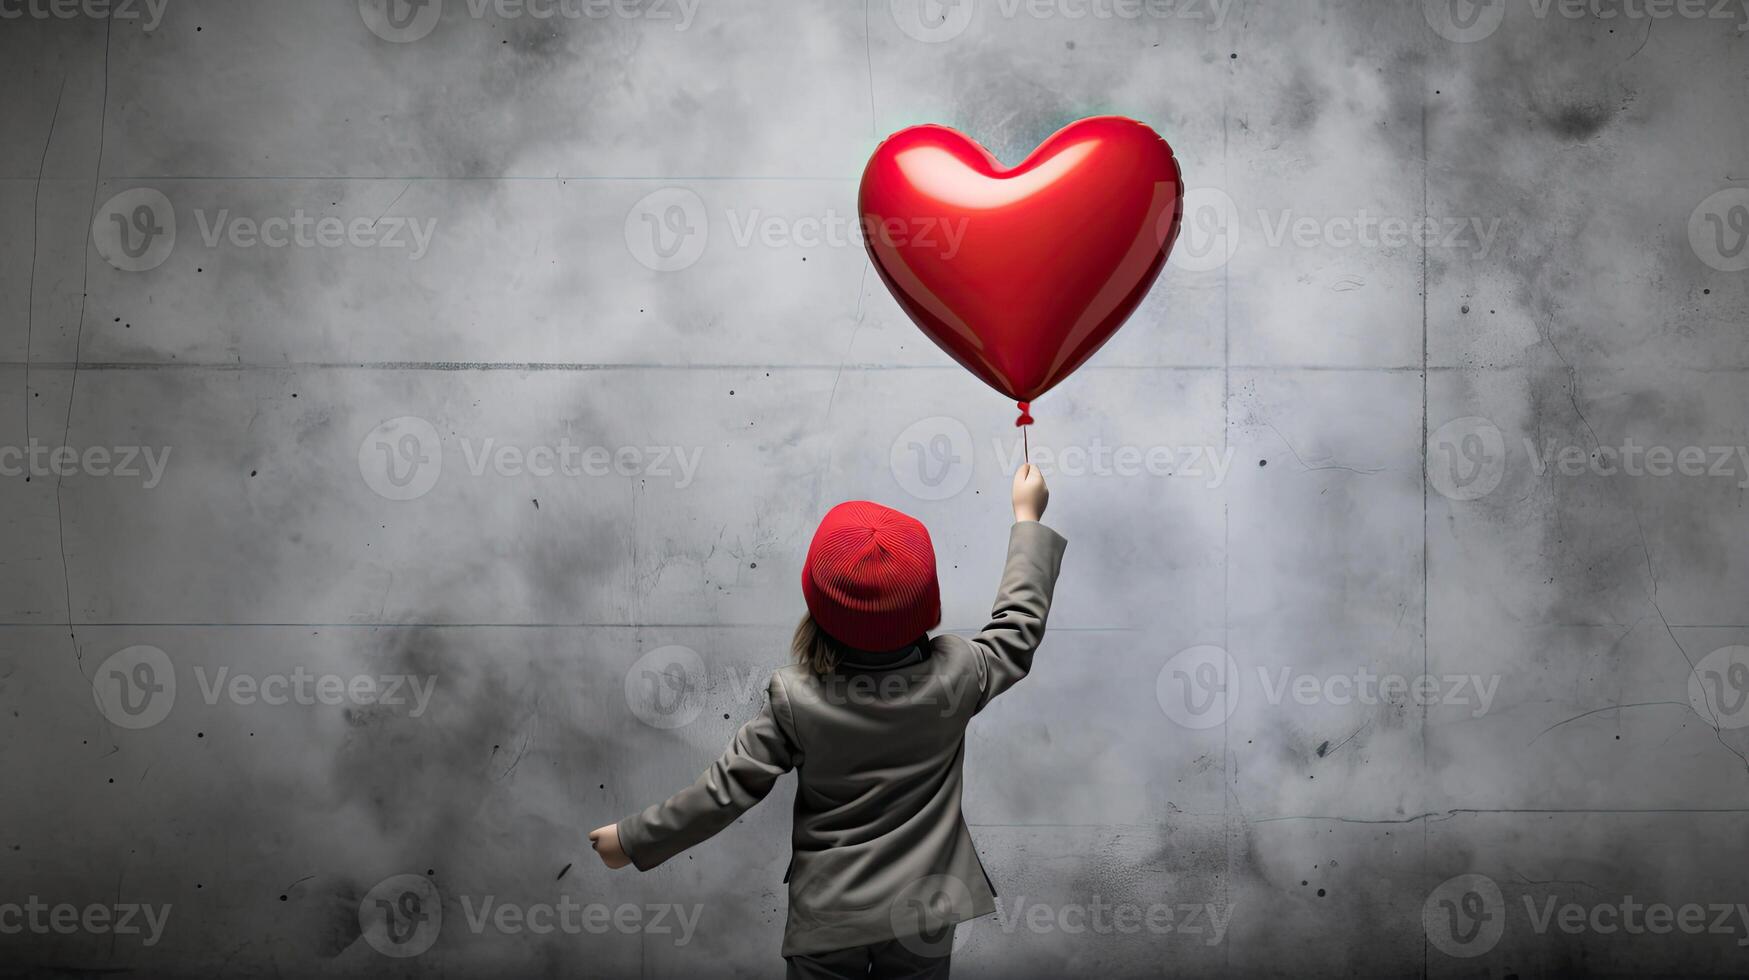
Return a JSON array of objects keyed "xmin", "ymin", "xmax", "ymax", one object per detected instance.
[{"xmin": 783, "ymin": 938, "xmax": 951, "ymax": 979}]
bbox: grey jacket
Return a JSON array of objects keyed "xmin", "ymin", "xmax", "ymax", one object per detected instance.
[{"xmin": 616, "ymin": 520, "xmax": 1068, "ymax": 957}]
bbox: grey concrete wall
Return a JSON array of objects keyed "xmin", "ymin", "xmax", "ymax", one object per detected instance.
[{"xmin": 3, "ymin": 0, "xmax": 1749, "ymax": 976}]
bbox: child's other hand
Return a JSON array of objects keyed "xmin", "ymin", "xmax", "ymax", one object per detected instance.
[
  {"xmin": 588, "ymin": 823, "xmax": 631, "ymax": 870},
  {"xmin": 1012, "ymin": 464, "xmax": 1048, "ymax": 523}
]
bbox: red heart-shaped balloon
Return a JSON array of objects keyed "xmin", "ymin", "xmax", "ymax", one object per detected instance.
[{"xmin": 859, "ymin": 116, "xmax": 1183, "ymax": 417}]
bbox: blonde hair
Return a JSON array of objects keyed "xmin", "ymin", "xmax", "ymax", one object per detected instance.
[{"xmin": 791, "ymin": 614, "xmax": 851, "ymax": 676}]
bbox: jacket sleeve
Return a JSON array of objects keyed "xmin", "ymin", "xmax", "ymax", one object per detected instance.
[
  {"xmin": 969, "ymin": 520, "xmax": 1068, "ymax": 713},
  {"xmin": 615, "ymin": 673, "xmax": 799, "ymax": 871}
]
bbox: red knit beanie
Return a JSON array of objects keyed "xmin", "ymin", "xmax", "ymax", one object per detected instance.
[{"xmin": 802, "ymin": 501, "xmax": 941, "ymax": 652}]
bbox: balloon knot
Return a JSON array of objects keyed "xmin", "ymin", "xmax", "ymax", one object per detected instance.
[{"xmin": 1015, "ymin": 401, "xmax": 1034, "ymax": 427}]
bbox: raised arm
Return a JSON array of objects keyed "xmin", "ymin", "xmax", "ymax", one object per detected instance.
[
  {"xmin": 969, "ymin": 465, "xmax": 1068, "ymax": 712},
  {"xmin": 595, "ymin": 673, "xmax": 799, "ymax": 871}
]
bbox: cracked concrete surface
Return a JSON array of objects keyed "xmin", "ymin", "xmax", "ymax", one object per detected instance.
[{"xmin": 3, "ymin": 0, "xmax": 1749, "ymax": 976}]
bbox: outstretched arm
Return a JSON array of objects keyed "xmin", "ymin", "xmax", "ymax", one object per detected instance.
[
  {"xmin": 969, "ymin": 465, "xmax": 1068, "ymax": 712},
  {"xmin": 591, "ymin": 674, "xmax": 798, "ymax": 871}
]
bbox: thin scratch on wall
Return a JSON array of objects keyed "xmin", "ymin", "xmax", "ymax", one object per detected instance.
[
  {"xmin": 370, "ymin": 181, "xmax": 414, "ymax": 228},
  {"xmin": 1624, "ymin": 18, "xmax": 1654, "ymax": 63},
  {"xmin": 1538, "ymin": 317, "xmax": 1749, "ymax": 778},
  {"xmin": 825, "ymin": 264, "xmax": 872, "ymax": 421},
  {"xmin": 862, "ymin": 0, "xmax": 877, "ymax": 136},
  {"xmin": 1528, "ymin": 700, "xmax": 1691, "ymax": 745},
  {"xmin": 1265, "ymin": 422, "xmax": 1385, "ymax": 476},
  {"xmin": 25, "ymin": 74, "xmax": 67, "ymax": 452},
  {"xmin": 57, "ymin": 20, "xmax": 113, "ymax": 667},
  {"xmin": 1320, "ymin": 723, "xmax": 1370, "ymax": 758}
]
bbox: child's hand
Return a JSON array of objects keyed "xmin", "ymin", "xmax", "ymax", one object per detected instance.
[
  {"xmin": 588, "ymin": 823, "xmax": 631, "ymax": 870},
  {"xmin": 1012, "ymin": 464, "xmax": 1049, "ymax": 523}
]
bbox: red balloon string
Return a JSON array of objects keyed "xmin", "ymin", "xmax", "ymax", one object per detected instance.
[{"xmin": 1015, "ymin": 401, "xmax": 1033, "ymax": 426}]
